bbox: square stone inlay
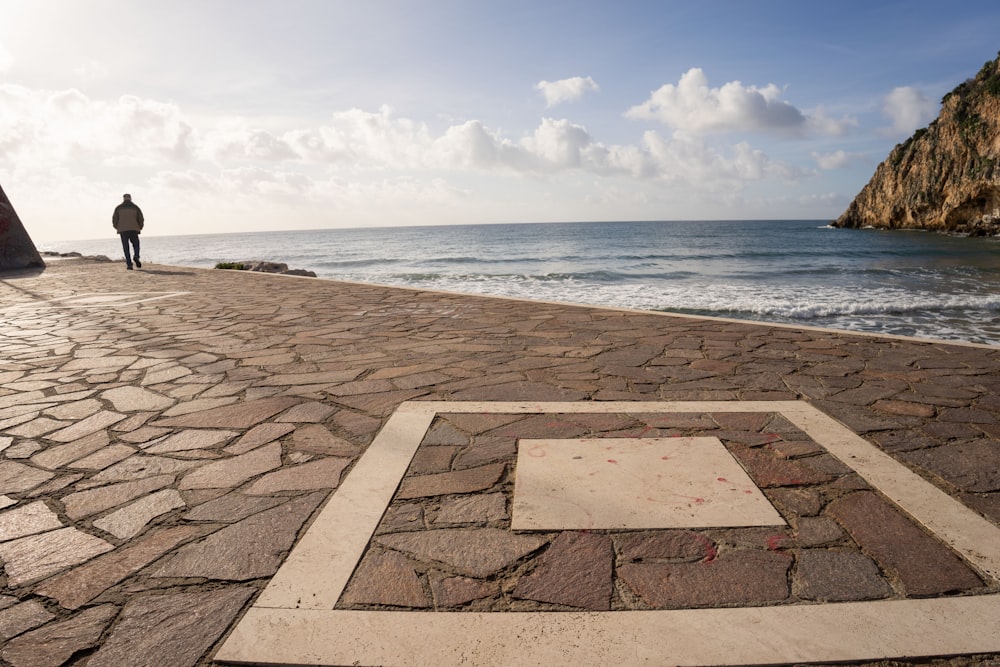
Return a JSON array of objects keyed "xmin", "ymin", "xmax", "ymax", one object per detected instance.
[
  {"xmin": 217, "ymin": 401, "xmax": 1000, "ymax": 667},
  {"xmin": 512, "ymin": 437, "xmax": 785, "ymax": 530}
]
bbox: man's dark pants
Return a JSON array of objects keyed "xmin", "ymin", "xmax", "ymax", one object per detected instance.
[{"xmin": 119, "ymin": 231, "xmax": 140, "ymax": 267}]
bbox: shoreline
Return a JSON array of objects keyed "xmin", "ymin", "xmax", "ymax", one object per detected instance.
[{"xmin": 37, "ymin": 254, "xmax": 1000, "ymax": 351}]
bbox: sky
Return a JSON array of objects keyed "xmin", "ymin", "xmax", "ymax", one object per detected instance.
[{"xmin": 2, "ymin": 1, "xmax": 999, "ymax": 243}]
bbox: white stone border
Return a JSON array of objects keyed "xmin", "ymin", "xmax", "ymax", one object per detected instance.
[{"xmin": 216, "ymin": 401, "xmax": 1000, "ymax": 666}]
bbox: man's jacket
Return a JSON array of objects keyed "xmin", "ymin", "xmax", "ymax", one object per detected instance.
[{"xmin": 113, "ymin": 202, "xmax": 144, "ymax": 233}]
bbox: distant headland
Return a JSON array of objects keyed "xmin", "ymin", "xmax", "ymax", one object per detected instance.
[{"xmin": 833, "ymin": 53, "xmax": 1000, "ymax": 236}]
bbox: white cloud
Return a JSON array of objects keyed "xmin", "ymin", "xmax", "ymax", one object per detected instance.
[
  {"xmin": 806, "ymin": 106, "xmax": 858, "ymax": 136},
  {"xmin": 626, "ymin": 68, "xmax": 855, "ymax": 138},
  {"xmin": 428, "ymin": 120, "xmax": 528, "ymax": 171},
  {"xmin": 881, "ymin": 86, "xmax": 937, "ymax": 135},
  {"xmin": 0, "ymin": 85, "xmax": 193, "ymax": 167},
  {"xmin": 285, "ymin": 106, "xmax": 434, "ymax": 169},
  {"xmin": 0, "ymin": 41, "xmax": 12, "ymax": 72},
  {"xmin": 2, "ymin": 82, "xmax": 817, "ymax": 242},
  {"xmin": 202, "ymin": 126, "xmax": 299, "ymax": 163},
  {"xmin": 73, "ymin": 60, "xmax": 110, "ymax": 84},
  {"xmin": 626, "ymin": 68, "xmax": 804, "ymax": 134},
  {"xmin": 536, "ymin": 76, "xmax": 599, "ymax": 107},
  {"xmin": 641, "ymin": 131, "xmax": 807, "ymax": 185},
  {"xmin": 811, "ymin": 150, "xmax": 856, "ymax": 170},
  {"xmin": 522, "ymin": 117, "xmax": 594, "ymax": 168}
]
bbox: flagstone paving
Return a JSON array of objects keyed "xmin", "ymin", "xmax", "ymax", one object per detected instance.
[{"xmin": 0, "ymin": 258, "xmax": 998, "ymax": 666}]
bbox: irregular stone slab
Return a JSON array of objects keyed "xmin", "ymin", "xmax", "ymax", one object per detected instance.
[
  {"xmin": 712, "ymin": 413, "xmax": 772, "ymax": 431},
  {"xmin": 619, "ymin": 551, "xmax": 792, "ymax": 608},
  {"xmin": 430, "ymin": 575, "xmax": 495, "ymax": 608},
  {"xmin": 513, "ymin": 531, "xmax": 613, "ymax": 610},
  {"xmin": 85, "ymin": 587, "xmax": 254, "ymax": 667},
  {"xmin": 0, "ymin": 495, "xmax": 15, "ymax": 510},
  {"xmin": 154, "ymin": 396, "xmax": 300, "ymax": 429},
  {"xmin": 795, "ymin": 550, "xmax": 892, "ymax": 602},
  {"xmin": 68, "ymin": 443, "xmax": 135, "ymax": 470},
  {"xmin": 178, "ymin": 441, "xmax": 282, "ymax": 490},
  {"xmin": 258, "ymin": 370, "xmax": 361, "ymax": 386},
  {"xmin": 433, "ymin": 493, "xmax": 508, "ymax": 525},
  {"xmin": 141, "ymin": 365, "xmax": 192, "ymax": 386},
  {"xmin": 117, "ymin": 426, "xmax": 171, "ymax": 444},
  {"xmin": 152, "ymin": 492, "xmax": 325, "ymax": 580},
  {"xmin": 438, "ymin": 413, "xmax": 525, "ymax": 435},
  {"xmin": 45, "ymin": 410, "xmax": 126, "ymax": 443},
  {"xmin": 727, "ymin": 443, "xmax": 833, "ymax": 487},
  {"xmin": 901, "ymin": 439, "xmax": 1000, "ymax": 493},
  {"xmin": 376, "ymin": 504, "xmax": 424, "ymax": 534},
  {"xmin": 449, "ymin": 381, "xmax": 586, "ymax": 402},
  {"xmin": 331, "ymin": 409, "xmax": 380, "ymax": 437},
  {"xmin": 0, "ymin": 526, "xmax": 114, "ymax": 587},
  {"xmin": 182, "ymin": 493, "xmax": 287, "ymax": 522},
  {"xmin": 62, "ymin": 474, "xmax": 174, "ymax": 519},
  {"xmin": 30, "ymin": 430, "xmax": 109, "ymax": 469},
  {"xmin": 144, "ymin": 428, "xmax": 239, "ymax": 454},
  {"xmin": 35, "ymin": 525, "xmax": 203, "ymax": 609},
  {"xmin": 324, "ymin": 379, "xmax": 396, "ymax": 397},
  {"xmin": 409, "ymin": 445, "xmax": 460, "ymax": 474},
  {"xmin": 162, "ymin": 397, "xmax": 243, "ymax": 417},
  {"xmin": 422, "ymin": 422, "xmax": 470, "ymax": 446},
  {"xmin": 828, "ymin": 491, "xmax": 983, "ymax": 596},
  {"xmin": 1, "ymin": 604, "xmax": 117, "ymax": 667},
  {"xmin": 101, "ymin": 386, "xmax": 175, "ymax": 412},
  {"xmin": 766, "ymin": 487, "xmax": 822, "ymax": 517},
  {"xmin": 453, "ymin": 437, "xmax": 517, "ymax": 469},
  {"xmin": 225, "ymin": 422, "xmax": 295, "ymax": 455},
  {"xmin": 286, "ymin": 424, "xmax": 359, "ymax": 456},
  {"xmin": 4, "ymin": 440, "xmax": 41, "ymax": 458},
  {"xmin": 276, "ymin": 401, "xmax": 336, "ymax": 423},
  {"xmin": 0, "ymin": 501, "xmax": 63, "ymax": 542},
  {"xmin": 341, "ymin": 550, "xmax": 429, "ymax": 608},
  {"xmin": 7, "ymin": 417, "xmax": 69, "ymax": 438},
  {"xmin": 86, "ymin": 454, "xmax": 198, "ymax": 485},
  {"xmin": 0, "ymin": 461, "xmax": 54, "ymax": 494},
  {"xmin": 61, "ymin": 356, "xmax": 137, "ymax": 372},
  {"xmin": 0, "ymin": 392, "xmax": 48, "ymax": 413},
  {"xmin": 0, "ymin": 600, "xmax": 55, "ymax": 642},
  {"xmin": 93, "ymin": 489, "xmax": 185, "ymax": 539},
  {"xmin": 795, "ymin": 516, "xmax": 846, "ymax": 547},
  {"xmin": 376, "ymin": 528, "xmax": 547, "ymax": 578},
  {"xmin": 397, "ymin": 463, "xmax": 505, "ymax": 500},
  {"xmin": 245, "ymin": 456, "xmax": 349, "ymax": 494},
  {"xmin": 25, "ymin": 473, "xmax": 84, "ymax": 498},
  {"xmin": 617, "ymin": 531, "xmax": 717, "ymax": 562}
]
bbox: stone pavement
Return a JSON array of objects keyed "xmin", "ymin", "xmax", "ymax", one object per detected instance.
[{"xmin": 0, "ymin": 258, "xmax": 998, "ymax": 666}]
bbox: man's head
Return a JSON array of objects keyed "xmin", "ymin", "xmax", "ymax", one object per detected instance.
[{"xmin": 123, "ymin": 194, "xmax": 132, "ymax": 202}]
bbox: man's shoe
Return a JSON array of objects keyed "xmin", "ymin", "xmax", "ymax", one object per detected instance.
[
  {"xmin": 135, "ymin": 258, "xmax": 142, "ymax": 268},
  {"xmin": 126, "ymin": 265, "xmax": 133, "ymax": 270}
]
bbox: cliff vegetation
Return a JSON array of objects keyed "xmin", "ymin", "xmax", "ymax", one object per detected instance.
[{"xmin": 834, "ymin": 53, "xmax": 1000, "ymax": 235}]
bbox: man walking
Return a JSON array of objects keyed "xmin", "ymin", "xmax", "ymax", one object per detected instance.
[{"xmin": 112, "ymin": 193, "xmax": 144, "ymax": 269}]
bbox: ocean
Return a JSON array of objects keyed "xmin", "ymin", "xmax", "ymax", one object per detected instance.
[{"xmin": 41, "ymin": 219, "xmax": 1000, "ymax": 346}]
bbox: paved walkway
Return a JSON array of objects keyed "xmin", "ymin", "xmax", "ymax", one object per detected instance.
[{"xmin": 0, "ymin": 258, "xmax": 998, "ymax": 666}]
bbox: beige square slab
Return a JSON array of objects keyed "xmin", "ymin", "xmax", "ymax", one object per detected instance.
[
  {"xmin": 216, "ymin": 401, "xmax": 1000, "ymax": 667},
  {"xmin": 512, "ymin": 437, "xmax": 785, "ymax": 530}
]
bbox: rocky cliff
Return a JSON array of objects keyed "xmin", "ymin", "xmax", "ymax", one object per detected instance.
[{"xmin": 833, "ymin": 54, "xmax": 1000, "ymax": 235}]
